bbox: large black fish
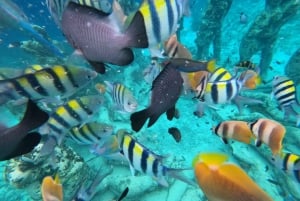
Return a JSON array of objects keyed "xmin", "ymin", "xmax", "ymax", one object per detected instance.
[
  {"xmin": 0, "ymin": 99, "xmax": 49, "ymax": 161},
  {"xmin": 130, "ymin": 63, "xmax": 183, "ymax": 132},
  {"xmin": 61, "ymin": 2, "xmax": 148, "ymax": 74}
]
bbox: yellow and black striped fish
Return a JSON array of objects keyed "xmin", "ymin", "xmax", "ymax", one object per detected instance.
[
  {"xmin": 117, "ymin": 131, "xmax": 194, "ymax": 187},
  {"xmin": 0, "ymin": 65, "xmax": 97, "ymax": 105},
  {"xmin": 68, "ymin": 122, "xmax": 113, "ymax": 145},
  {"xmin": 208, "ymin": 67, "xmax": 232, "ymax": 82},
  {"xmin": 235, "ymin": 60, "xmax": 256, "ymax": 70},
  {"xmin": 272, "ymin": 76, "xmax": 297, "ymax": 108}
]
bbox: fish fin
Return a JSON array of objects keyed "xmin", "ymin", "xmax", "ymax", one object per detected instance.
[
  {"xmin": 207, "ymin": 60, "xmax": 216, "ymax": 73},
  {"xmin": 255, "ymin": 139, "xmax": 262, "ymax": 147},
  {"xmin": 294, "ymin": 162, "xmax": 300, "ymax": 170},
  {"xmin": 166, "ymin": 106, "xmax": 175, "ymax": 120},
  {"xmin": 87, "ymin": 60, "xmax": 106, "ymax": 74},
  {"xmin": 154, "ymin": 176, "xmax": 169, "ymax": 187},
  {"xmin": 222, "ymin": 138, "xmax": 228, "ymax": 144},
  {"xmin": 117, "ymin": 187, "xmax": 129, "ymax": 201},
  {"xmin": 148, "ymin": 113, "xmax": 161, "ymax": 128},
  {"xmin": 167, "ymin": 168, "xmax": 197, "ymax": 187},
  {"xmin": 129, "ymin": 164, "xmax": 136, "ymax": 176},
  {"xmin": 39, "ymin": 136, "xmax": 58, "ymax": 157},
  {"xmin": 233, "ymin": 95, "xmax": 263, "ymax": 114},
  {"xmin": 125, "ymin": 11, "xmax": 148, "ymax": 48},
  {"xmin": 114, "ymin": 48, "xmax": 134, "ymax": 66},
  {"xmin": 193, "ymin": 152, "xmax": 228, "ymax": 167},
  {"xmin": 130, "ymin": 109, "xmax": 149, "ymax": 132},
  {"xmin": 2, "ymin": 132, "xmax": 41, "ymax": 160},
  {"xmin": 41, "ymin": 175, "xmax": 63, "ymax": 201}
]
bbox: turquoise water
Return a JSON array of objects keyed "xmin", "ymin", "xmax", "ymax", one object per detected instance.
[{"xmin": 0, "ymin": 0, "xmax": 300, "ymax": 200}]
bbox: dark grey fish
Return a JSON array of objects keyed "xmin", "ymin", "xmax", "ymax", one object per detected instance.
[
  {"xmin": 0, "ymin": 99, "xmax": 49, "ymax": 161},
  {"xmin": 130, "ymin": 63, "xmax": 183, "ymax": 132},
  {"xmin": 168, "ymin": 127, "xmax": 181, "ymax": 143},
  {"xmin": 117, "ymin": 187, "xmax": 129, "ymax": 201},
  {"xmin": 162, "ymin": 58, "xmax": 215, "ymax": 73},
  {"xmin": 61, "ymin": 2, "xmax": 148, "ymax": 74}
]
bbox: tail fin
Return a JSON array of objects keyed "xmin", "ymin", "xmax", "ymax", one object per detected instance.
[
  {"xmin": 117, "ymin": 187, "xmax": 129, "ymax": 201},
  {"xmin": 125, "ymin": 11, "xmax": 149, "ymax": 48},
  {"xmin": 167, "ymin": 168, "xmax": 197, "ymax": 187},
  {"xmin": 18, "ymin": 99, "xmax": 49, "ymax": 131},
  {"xmin": 130, "ymin": 109, "xmax": 149, "ymax": 132}
]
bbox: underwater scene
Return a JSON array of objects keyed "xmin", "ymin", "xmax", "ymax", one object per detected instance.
[{"xmin": 0, "ymin": 0, "xmax": 300, "ymax": 200}]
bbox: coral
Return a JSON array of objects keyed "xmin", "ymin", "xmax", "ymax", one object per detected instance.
[
  {"xmin": 285, "ymin": 48, "xmax": 300, "ymax": 85},
  {"xmin": 4, "ymin": 143, "xmax": 92, "ymax": 201},
  {"xmin": 195, "ymin": 0, "xmax": 233, "ymax": 60},
  {"xmin": 239, "ymin": 0, "xmax": 300, "ymax": 77}
]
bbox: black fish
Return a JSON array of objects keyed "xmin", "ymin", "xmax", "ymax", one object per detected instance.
[
  {"xmin": 168, "ymin": 127, "xmax": 181, "ymax": 143},
  {"xmin": 130, "ymin": 64, "xmax": 183, "ymax": 132},
  {"xmin": 0, "ymin": 99, "xmax": 49, "ymax": 161},
  {"xmin": 117, "ymin": 187, "xmax": 129, "ymax": 201},
  {"xmin": 162, "ymin": 58, "xmax": 215, "ymax": 73},
  {"xmin": 61, "ymin": 2, "xmax": 148, "ymax": 74}
]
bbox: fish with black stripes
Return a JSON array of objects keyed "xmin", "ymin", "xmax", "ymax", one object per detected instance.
[
  {"xmin": 61, "ymin": 2, "xmax": 148, "ymax": 74},
  {"xmin": 104, "ymin": 81, "xmax": 138, "ymax": 113},
  {"xmin": 0, "ymin": 99, "xmax": 49, "ymax": 161},
  {"xmin": 0, "ymin": 65, "xmax": 97, "ymax": 105},
  {"xmin": 234, "ymin": 60, "xmax": 256, "ymax": 70},
  {"xmin": 248, "ymin": 118, "xmax": 286, "ymax": 155},
  {"xmin": 135, "ymin": 0, "xmax": 190, "ymax": 57},
  {"xmin": 39, "ymin": 95, "xmax": 103, "ymax": 155},
  {"xmin": 68, "ymin": 121, "xmax": 113, "ymax": 145},
  {"xmin": 117, "ymin": 130, "xmax": 195, "ymax": 187},
  {"xmin": 271, "ymin": 152, "xmax": 300, "ymax": 183},
  {"xmin": 272, "ymin": 76, "xmax": 300, "ymax": 127}
]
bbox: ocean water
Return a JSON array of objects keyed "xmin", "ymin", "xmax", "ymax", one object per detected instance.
[{"xmin": 0, "ymin": 0, "xmax": 300, "ymax": 201}]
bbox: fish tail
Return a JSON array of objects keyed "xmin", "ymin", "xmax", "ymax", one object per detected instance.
[
  {"xmin": 207, "ymin": 60, "xmax": 216, "ymax": 73},
  {"xmin": 18, "ymin": 99, "xmax": 49, "ymax": 130},
  {"xmin": 130, "ymin": 109, "xmax": 149, "ymax": 132},
  {"xmin": 167, "ymin": 168, "xmax": 196, "ymax": 187},
  {"xmin": 125, "ymin": 11, "xmax": 149, "ymax": 48}
]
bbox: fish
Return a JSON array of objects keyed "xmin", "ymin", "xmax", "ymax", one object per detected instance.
[
  {"xmin": 0, "ymin": 65, "xmax": 97, "ymax": 105},
  {"xmin": 161, "ymin": 58, "xmax": 215, "ymax": 73},
  {"xmin": 117, "ymin": 131, "xmax": 194, "ymax": 187},
  {"xmin": 0, "ymin": 99, "xmax": 49, "ymax": 161},
  {"xmin": 116, "ymin": 187, "xmax": 129, "ymax": 201},
  {"xmin": 235, "ymin": 60, "xmax": 256, "ymax": 70},
  {"xmin": 272, "ymin": 76, "xmax": 300, "ymax": 124},
  {"xmin": 168, "ymin": 127, "xmax": 181, "ymax": 142},
  {"xmin": 193, "ymin": 152, "xmax": 274, "ymax": 201},
  {"xmin": 90, "ymin": 135, "xmax": 120, "ymax": 157},
  {"xmin": 248, "ymin": 118, "xmax": 286, "ymax": 155},
  {"xmin": 41, "ymin": 174, "xmax": 63, "ymax": 201},
  {"xmin": 68, "ymin": 122, "xmax": 113, "ymax": 145},
  {"xmin": 212, "ymin": 120, "xmax": 254, "ymax": 144},
  {"xmin": 0, "ymin": 0, "xmax": 63, "ymax": 58},
  {"xmin": 39, "ymin": 95, "xmax": 104, "ymax": 156},
  {"xmin": 130, "ymin": 63, "xmax": 183, "ymax": 132},
  {"xmin": 72, "ymin": 168, "xmax": 113, "ymax": 201},
  {"xmin": 238, "ymin": 70, "xmax": 261, "ymax": 89},
  {"xmin": 104, "ymin": 81, "xmax": 138, "ymax": 113},
  {"xmin": 208, "ymin": 67, "xmax": 232, "ymax": 82},
  {"xmin": 61, "ymin": 2, "xmax": 148, "ymax": 73},
  {"xmin": 163, "ymin": 34, "xmax": 192, "ymax": 59},
  {"xmin": 135, "ymin": 0, "xmax": 190, "ymax": 57},
  {"xmin": 240, "ymin": 12, "xmax": 248, "ymax": 24},
  {"xmin": 271, "ymin": 152, "xmax": 300, "ymax": 183}
]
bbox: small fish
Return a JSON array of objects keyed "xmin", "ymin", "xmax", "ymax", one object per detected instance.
[
  {"xmin": 40, "ymin": 95, "xmax": 104, "ymax": 156},
  {"xmin": 61, "ymin": 2, "xmax": 148, "ymax": 73},
  {"xmin": 239, "ymin": 12, "xmax": 248, "ymax": 24},
  {"xmin": 72, "ymin": 168, "xmax": 113, "ymax": 201},
  {"xmin": 212, "ymin": 120, "xmax": 254, "ymax": 144},
  {"xmin": 68, "ymin": 122, "xmax": 113, "ymax": 145},
  {"xmin": 116, "ymin": 187, "xmax": 129, "ymax": 201},
  {"xmin": 130, "ymin": 63, "xmax": 183, "ymax": 132},
  {"xmin": 41, "ymin": 174, "xmax": 63, "ymax": 201},
  {"xmin": 104, "ymin": 81, "xmax": 138, "ymax": 113},
  {"xmin": 136, "ymin": 0, "xmax": 190, "ymax": 57},
  {"xmin": 193, "ymin": 71, "xmax": 209, "ymax": 100},
  {"xmin": 161, "ymin": 58, "xmax": 216, "ymax": 73},
  {"xmin": 90, "ymin": 135, "xmax": 120, "ymax": 158},
  {"xmin": 271, "ymin": 152, "xmax": 300, "ymax": 183},
  {"xmin": 168, "ymin": 127, "xmax": 181, "ymax": 142},
  {"xmin": 208, "ymin": 67, "xmax": 232, "ymax": 82},
  {"xmin": 0, "ymin": 99, "xmax": 49, "ymax": 161},
  {"xmin": 248, "ymin": 118, "xmax": 286, "ymax": 155},
  {"xmin": 0, "ymin": 65, "xmax": 97, "ymax": 105},
  {"xmin": 239, "ymin": 70, "xmax": 261, "ymax": 89},
  {"xmin": 193, "ymin": 152, "xmax": 273, "ymax": 201},
  {"xmin": 235, "ymin": 60, "xmax": 256, "ymax": 70},
  {"xmin": 117, "ymin": 131, "xmax": 194, "ymax": 187}
]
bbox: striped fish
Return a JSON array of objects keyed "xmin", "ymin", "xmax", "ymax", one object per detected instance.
[
  {"xmin": 208, "ymin": 67, "xmax": 232, "ymax": 82},
  {"xmin": 68, "ymin": 122, "xmax": 113, "ymax": 145},
  {"xmin": 137, "ymin": 0, "xmax": 189, "ymax": 56},
  {"xmin": 43, "ymin": 95, "xmax": 104, "ymax": 142},
  {"xmin": 117, "ymin": 131, "xmax": 194, "ymax": 187},
  {"xmin": 272, "ymin": 76, "xmax": 297, "ymax": 109},
  {"xmin": 0, "ymin": 65, "xmax": 97, "ymax": 105},
  {"xmin": 104, "ymin": 81, "xmax": 137, "ymax": 113},
  {"xmin": 271, "ymin": 152, "xmax": 300, "ymax": 183}
]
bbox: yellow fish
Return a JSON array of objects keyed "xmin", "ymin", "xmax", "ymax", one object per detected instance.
[
  {"xmin": 41, "ymin": 174, "xmax": 63, "ymax": 201},
  {"xmin": 193, "ymin": 153, "xmax": 273, "ymax": 201}
]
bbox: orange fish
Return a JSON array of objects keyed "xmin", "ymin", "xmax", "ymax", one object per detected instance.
[
  {"xmin": 248, "ymin": 118, "xmax": 286, "ymax": 155},
  {"xmin": 95, "ymin": 83, "xmax": 106, "ymax": 94},
  {"xmin": 41, "ymin": 174, "xmax": 63, "ymax": 201},
  {"xmin": 213, "ymin": 120, "xmax": 254, "ymax": 144},
  {"xmin": 163, "ymin": 34, "xmax": 192, "ymax": 59},
  {"xmin": 239, "ymin": 70, "xmax": 261, "ymax": 89},
  {"xmin": 193, "ymin": 153, "xmax": 273, "ymax": 201}
]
